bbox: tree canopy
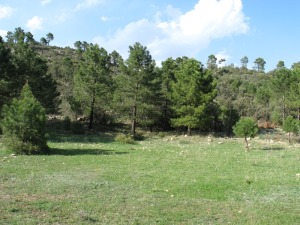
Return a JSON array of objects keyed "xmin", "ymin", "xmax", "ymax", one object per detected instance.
[
  {"xmin": 171, "ymin": 58, "xmax": 216, "ymax": 134},
  {"xmin": 1, "ymin": 83, "xmax": 48, "ymax": 154},
  {"xmin": 73, "ymin": 44, "xmax": 112, "ymax": 130},
  {"xmin": 2, "ymin": 27, "xmax": 300, "ymax": 138},
  {"xmin": 233, "ymin": 117, "xmax": 258, "ymax": 150},
  {"xmin": 114, "ymin": 42, "xmax": 158, "ymax": 135}
]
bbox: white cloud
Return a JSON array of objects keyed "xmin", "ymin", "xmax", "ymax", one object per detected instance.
[
  {"xmin": 26, "ymin": 16, "xmax": 44, "ymax": 32},
  {"xmin": 74, "ymin": 0, "xmax": 105, "ymax": 12},
  {"xmin": 101, "ymin": 16, "xmax": 109, "ymax": 22},
  {"xmin": 215, "ymin": 50, "xmax": 231, "ymax": 67},
  {"xmin": 54, "ymin": 0, "xmax": 105, "ymax": 23},
  {"xmin": 56, "ymin": 10, "xmax": 70, "ymax": 22},
  {"xmin": 93, "ymin": 0, "xmax": 249, "ymax": 62},
  {"xmin": 41, "ymin": 0, "xmax": 51, "ymax": 5},
  {"xmin": 0, "ymin": 29, "xmax": 8, "ymax": 37},
  {"xmin": 0, "ymin": 5, "xmax": 14, "ymax": 19}
]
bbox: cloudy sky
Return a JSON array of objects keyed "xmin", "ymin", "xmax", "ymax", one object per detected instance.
[{"xmin": 0, "ymin": 0, "xmax": 299, "ymax": 71}]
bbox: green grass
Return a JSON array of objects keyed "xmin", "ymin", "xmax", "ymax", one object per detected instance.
[{"xmin": 0, "ymin": 133, "xmax": 299, "ymax": 224}]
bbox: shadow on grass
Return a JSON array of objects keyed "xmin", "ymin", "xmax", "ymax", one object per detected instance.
[
  {"xmin": 48, "ymin": 133, "xmax": 115, "ymax": 144},
  {"xmin": 261, "ymin": 147, "xmax": 285, "ymax": 151},
  {"xmin": 49, "ymin": 148, "xmax": 128, "ymax": 156}
]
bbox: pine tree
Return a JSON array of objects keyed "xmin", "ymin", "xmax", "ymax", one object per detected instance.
[
  {"xmin": 5, "ymin": 27, "xmax": 60, "ymax": 114},
  {"xmin": 283, "ymin": 116, "xmax": 297, "ymax": 144},
  {"xmin": 1, "ymin": 83, "xmax": 48, "ymax": 154},
  {"xmin": 159, "ymin": 57, "xmax": 178, "ymax": 130},
  {"xmin": 171, "ymin": 58, "xmax": 216, "ymax": 135},
  {"xmin": 73, "ymin": 44, "xmax": 112, "ymax": 130},
  {"xmin": 114, "ymin": 43, "xmax": 158, "ymax": 135},
  {"xmin": 233, "ymin": 117, "xmax": 258, "ymax": 150},
  {"xmin": 0, "ymin": 36, "xmax": 16, "ymax": 111}
]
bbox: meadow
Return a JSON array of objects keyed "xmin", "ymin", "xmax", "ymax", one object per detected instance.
[{"xmin": 0, "ymin": 131, "xmax": 299, "ymax": 224}]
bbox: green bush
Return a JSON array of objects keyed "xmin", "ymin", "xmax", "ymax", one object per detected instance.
[
  {"xmin": 283, "ymin": 116, "xmax": 298, "ymax": 143},
  {"xmin": 233, "ymin": 117, "xmax": 258, "ymax": 150},
  {"xmin": 63, "ymin": 116, "xmax": 71, "ymax": 130},
  {"xmin": 1, "ymin": 84, "xmax": 48, "ymax": 154},
  {"xmin": 133, "ymin": 132, "xmax": 145, "ymax": 141},
  {"xmin": 158, "ymin": 132, "xmax": 166, "ymax": 138},
  {"xmin": 114, "ymin": 133, "xmax": 135, "ymax": 144},
  {"xmin": 295, "ymin": 120, "xmax": 300, "ymax": 135},
  {"xmin": 71, "ymin": 121, "xmax": 85, "ymax": 134}
]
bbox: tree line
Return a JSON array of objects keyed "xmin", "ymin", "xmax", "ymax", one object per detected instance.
[{"xmin": 1, "ymin": 27, "xmax": 300, "ymax": 136}]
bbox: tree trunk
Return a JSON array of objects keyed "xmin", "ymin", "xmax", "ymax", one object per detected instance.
[
  {"xmin": 282, "ymin": 95, "xmax": 286, "ymax": 122},
  {"xmin": 88, "ymin": 95, "xmax": 95, "ymax": 130},
  {"xmin": 244, "ymin": 137, "xmax": 249, "ymax": 151},
  {"xmin": 298, "ymin": 107, "xmax": 300, "ymax": 121},
  {"xmin": 288, "ymin": 132, "xmax": 291, "ymax": 144},
  {"xmin": 187, "ymin": 126, "xmax": 191, "ymax": 136},
  {"xmin": 149, "ymin": 126, "xmax": 153, "ymax": 132},
  {"xmin": 131, "ymin": 104, "xmax": 137, "ymax": 136}
]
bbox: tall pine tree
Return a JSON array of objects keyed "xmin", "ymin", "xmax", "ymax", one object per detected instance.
[
  {"xmin": 114, "ymin": 43, "xmax": 159, "ymax": 135},
  {"xmin": 4, "ymin": 27, "xmax": 60, "ymax": 114},
  {"xmin": 0, "ymin": 36, "xmax": 16, "ymax": 111},
  {"xmin": 73, "ymin": 44, "xmax": 112, "ymax": 129},
  {"xmin": 171, "ymin": 58, "xmax": 216, "ymax": 135}
]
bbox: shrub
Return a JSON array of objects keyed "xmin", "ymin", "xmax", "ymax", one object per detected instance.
[
  {"xmin": 295, "ymin": 120, "xmax": 300, "ymax": 135},
  {"xmin": 158, "ymin": 132, "xmax": 166, "ymax": 138},
  {"xmin": 114, "ymin": 133, "xmax": 135, "ymax": 144},
  {"xmin": 63, "ymin": 116, "xmax": 71, "ymax": 130},
  {"xmin": 1, "ymin": 84, "xmax": 48, "ymax": 154},
  {"xmin": 133, "ymin": 132, "xmax": 145, "ymax": 141},
  {"xmin": 71, "ymin": 121, "xmax": 85, "ymax": 134},
  {"xmin": 283, "ymin": 116, "xmax": 297, "ymax": 144},
  {"xmin": 233, "ymin": 117, "xmax": 258, "ymax": 151}
]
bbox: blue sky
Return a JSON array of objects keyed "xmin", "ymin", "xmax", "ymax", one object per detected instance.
[{"xmin": 0, "ymin": 0, "xmax": 300, "ymax": 71}]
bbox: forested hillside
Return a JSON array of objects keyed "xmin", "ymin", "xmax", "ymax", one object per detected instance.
[{"xmin": 1, "ymin": 27, "xmax": 300, "ymax": 135}]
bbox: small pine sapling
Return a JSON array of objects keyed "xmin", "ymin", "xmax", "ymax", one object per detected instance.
[
  {"xmin": 233, "ymin": 117, "xmax": 258, "ymax": 151},
  {"xmin": 282, "ymin": 116, "xmax": 297, "ymax": 144}
]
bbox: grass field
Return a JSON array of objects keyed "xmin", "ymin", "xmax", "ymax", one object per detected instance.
[{"xmin": 0, "ymin": 131, "xmax": 299, "ymax": 224}]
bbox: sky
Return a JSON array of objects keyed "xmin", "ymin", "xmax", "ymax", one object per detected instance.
[{"xmin": 0, "ymin": 0, "xmax": 300, "ymax": 71}]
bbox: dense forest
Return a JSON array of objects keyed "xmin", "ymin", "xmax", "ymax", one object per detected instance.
[{"xmin": 1, "ymin": 27, "xmax": 300, "ymax": 136}]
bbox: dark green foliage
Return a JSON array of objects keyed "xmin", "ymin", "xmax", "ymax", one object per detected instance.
[
  {"xmin": 49, "ymin": 57, "xmax": 76, "ymax": 117},
  {"xmin": 114, "ymin": 42, "xmax": 159, "ymax": 135},
  {"xmin": 233, "ymin": 117, "xmax": 258, "ymax": 138},
  {"xmin": 288, "ymin": 67, "xmax": 300, "ymax": 120},
  {"xmin": 0, "ymin": 36, "xmax": 16, "ymax": 111},
  {"xmin": 73, "ymin": 44, "xmax": 112, "ymax": 130},
  {"xmin": 4, "ymin": 26, "xmax": 300, "ymax": 136},
  {"xmin": 269, "ymin": 68, "xmax": 297, "ymax": 124},
  {"xmin": 46, "ymin": 33, "xmax": 54, "ymax": 45},
  {"xmin": 159, "ymin": 58, "xmax": 178, "ymax": 130},
  {"xmin": 282, "ymin": 116, "xmax": 297, "ymax": 144},
  {"xmin": 219, "ymin": 106, "xmax": 240, "ymax": 136},
  {"xmin": 240, "ymin": 56, "xmax": 249, "ymax": 69},
  {"xmin": 277, "ymin": 60, "xmax": 285, "ymax": 69},
  {"xmin": 40, "ymin": 37, "xmax": 48, "ymax": 46},
  {"xmin": 133, "ymin": 132, "xmax": 145, "ymax": 141},
  {"xmin": 207, "ymin": 54, "xmax": 218, "ymax": 71},
  {"xmin": 255, "ymin": 85, "xmax": 272, "ymax": 121},
  {"xmin": 233, "ymin": 117, "xmax": 258, "ymax": 150},
  {"xmin": 2, "ymin": 28, "xmax": 60, "ymax": 114},
  {"xmin": 171, "ymin": 58, "xmax": 216, "ymax": 134},
  {"xmin": 63, "ymin": 116, "xmax": 71, "ymax": 130},
  {"xmin": 71, "ymin": 121, "xmax": 85, "ymax": 134},
  {"xmin": 1, "ymin": 84, "xmax": 48, "ymax": 154},
  {"xmin": 253, "ymin": 57, "xmax": 266, "ymax": 72}
]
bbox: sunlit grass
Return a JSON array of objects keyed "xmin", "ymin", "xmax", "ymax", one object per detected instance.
[{"xmin": 0, "ymin": 133, "xmax": 299, "ymax": 224}]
